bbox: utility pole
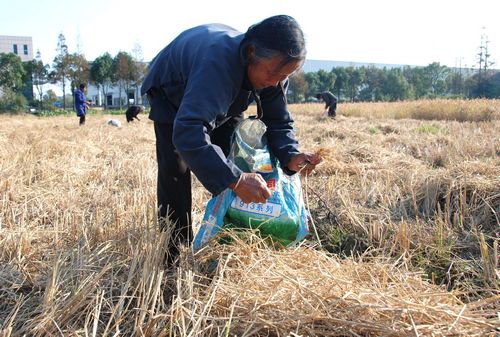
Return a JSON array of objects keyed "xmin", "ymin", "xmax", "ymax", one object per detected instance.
[
  {"xmin": 476, "ymin": 27, "xmax": 491, "ymax": 97},
  {"xmin": 483, "ymin": 39, "xmax": 492, "ymax": 73},
  {"xmin": 477, "ymin": 29, "xmax": 484, "ymax": 93}
]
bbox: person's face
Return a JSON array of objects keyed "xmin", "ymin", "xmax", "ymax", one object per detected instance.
[{"xmin": 247, "ymin": 55, "xmax": 303, "ymax": 90}]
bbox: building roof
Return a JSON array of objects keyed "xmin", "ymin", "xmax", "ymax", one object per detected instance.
[{"xmin": 302, "ymin": 59, "xmax": 412, "ymax": 72}]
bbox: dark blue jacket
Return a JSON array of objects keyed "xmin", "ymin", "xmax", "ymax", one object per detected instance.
[
  {"xmin": 75, "ymin": 89, "xmax": 86, "ymax": 116},
  {"xmin": 141, "ymin": 24, "xmax": 300, "ymax": 195},
  {"xmin": 318, "ymin": 91, "xmax": 337, "ymax": 108}
]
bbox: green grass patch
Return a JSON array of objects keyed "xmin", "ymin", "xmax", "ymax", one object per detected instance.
[{"xmin": 415, "ymin": 124, "xmax": 440, "ymax": 134}]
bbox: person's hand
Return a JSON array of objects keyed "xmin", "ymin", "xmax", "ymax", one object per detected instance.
[
  {"xmin": 287, "ymin": 152, "xmax": 322, "ymax": 175},
  {"xmin": 229, "ymin": 173, "xmax": 272, "ymax": 204}
]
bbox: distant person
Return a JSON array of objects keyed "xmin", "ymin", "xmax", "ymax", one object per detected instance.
[
  {"xmin": 316, "ymin": 91, "xmax": 337, "ymax": 118},
  {"xmin": 75, "ymin": 83, "xmax": 91, "ymax": 125},
  {"xmin": 125, "ymin": 105, "xmax": 145, "ymax": 122}
]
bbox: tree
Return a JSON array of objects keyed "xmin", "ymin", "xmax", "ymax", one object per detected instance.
[
  {"xmin": 404, "ymin": 66, "xmax": 430, "ymax": 99},
  {"xmin": 332, "ymin": 67, "xmax": 348, "ymax": 100},
  {"xmin": 131, "ymin": 43, "xmax": 148, "ymax": 105},
  {"xmin": 358, "ymin": 66, "xmax": 385, "ymax": 101},
  {"xmin": 424, "ymin": 62, "xmax": 449, "ymax": 96},
  {"xmin": 67, "ymin": 53, "xmax": 90, "ymax": 110},
  {"xmin": 464, "ymin": 75, "xmax": 477, "ymax": 98},
  {"xmin": 68, "ymin": 53, "xmax": 89, "ymax": 89},
  {"xmin": 0, "ymin": 53, "xmax": 25, "ymax": 92},
  {"xmin": 90, "ymin": 52, "xmax": 114, "ymax": 108},
  {"xmin": 21, "ymin": 59, "xmax": 35, "ymax": 103},
  {"xmin": 288, "ymin": 70, "xmax": 308, "ymax": 103},
  {"xmin": 32, "ymin": 50, "xmax": 50, "ymax": 107},
  {"xmin": 304, "ymin": 72, "xmax": 321, "ymax": 99},
  {"xmin": 484, "ymin": 72, "xmax": 500, "ymax": 98},
  {"xmin": 51, "ymin": 33, "xmax": 71, "ymax": 109},
  {"xmin": 0, "ymin": 53, "xmax": 28, "ymax": 111},
  {"xmin": 317, "ymin": 69, "xmax": 336, "ymax": 93},
  {"xmin": 43, "ymin": 89, "xmax": 59, "ymax": 110},
  {"xmin": 345, "ymin": 67, "xmax": 365, "ymax": 102},
  {"xmin": 446, "ymin": 71, "xmax": 466, "ymax": 97},
  {"xmin": 381, "ymin": 68, "xmax": 411, "ymax": 101},
  {"xmin": 113, "ymin": 51, "xmax": 136, "ymax": 109}
]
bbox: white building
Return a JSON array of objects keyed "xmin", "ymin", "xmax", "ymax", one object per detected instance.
[
  {"xmin": 86, "ymin": 84, "xmax": 146, "ymax": 108},
  {"xmin": 0, "ymin": 35, "xmax": 33, "ymax": 62}
]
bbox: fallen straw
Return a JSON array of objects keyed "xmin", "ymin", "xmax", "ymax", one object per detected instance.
[{"xmin": 166, "ymin": 235, "xmax": 499, "ymax": 336}]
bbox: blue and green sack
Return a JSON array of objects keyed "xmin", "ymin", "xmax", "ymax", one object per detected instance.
[{"xmin": 193, "ymin": 119, "xmax": 309, "ymax": 250}]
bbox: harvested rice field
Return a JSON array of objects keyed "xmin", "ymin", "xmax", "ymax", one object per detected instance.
[{"xmin": 0, "ymin": 99, "xmax": 499, "ymax": 336}]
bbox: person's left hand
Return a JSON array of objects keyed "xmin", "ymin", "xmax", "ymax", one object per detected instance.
[{"xmin": 287, "ymin": 152, "xmax": 322, "ymax": 175}]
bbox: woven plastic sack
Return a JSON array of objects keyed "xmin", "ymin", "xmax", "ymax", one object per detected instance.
[{"xmin": 193, "ymin": 119, "xmax": 309, "ymax": 250}]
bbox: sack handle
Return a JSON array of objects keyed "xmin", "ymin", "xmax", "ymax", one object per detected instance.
[
  {"xmin": 251, "ymin": 89, "xmax": 263, "ymax": 119},
  {"xmin": 251, "ymin": 82, "xmax": 287, "ymax": 120}
]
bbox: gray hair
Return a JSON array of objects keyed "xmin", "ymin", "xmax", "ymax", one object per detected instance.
[{"xmin": 241, "ymin": 15, "xmax": 306, "ymax": 67}]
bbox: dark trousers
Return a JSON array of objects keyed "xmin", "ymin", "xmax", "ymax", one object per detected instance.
[
  {"xmin": 154, "ymin": 123, "xmax": 192, "ymax": 264},
  {"xmin": 328, "ymin": 103, "xmax": 337, "ymax": 118},
  {"xmin": 79, "ymin": 115, "xmax": 86, "ymax": 125},
  {"xmin": 154, "ymin": 114, "xmax": 242, "ymax": 264}
]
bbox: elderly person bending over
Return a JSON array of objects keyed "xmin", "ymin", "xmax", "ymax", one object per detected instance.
[
  {"xmin": 141, "ymin": 15, "xmax": 322, "ymax": 265},
  {"xmin": 316, "ymin": 91, "xmax": 337, "ymax": 118},
  {"xmin": 125, "ymin": 105, "xmax": 145, "ymax": 122}
]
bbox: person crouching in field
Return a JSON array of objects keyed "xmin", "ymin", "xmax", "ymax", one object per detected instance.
[
  {"xmin": 142, "ymin": 15, "xmax": 322, "ymax": 267},
  {"xmin": 75, "ymin": 83, "xmax": 91, "ymax": 125},
  {"xmin": 316, "ymin": 91, "xmax": 337, "ymax": 118},
  {"xmin": 125, "ymin": 105, "xmax": 145, "ymax": 122}
]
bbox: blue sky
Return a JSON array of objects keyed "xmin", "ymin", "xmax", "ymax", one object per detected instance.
[{"xmin": 1, "ymin": 0, "xmax": 499, "ymax": 69}]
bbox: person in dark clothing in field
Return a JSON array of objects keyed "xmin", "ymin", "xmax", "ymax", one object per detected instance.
[
  {"xmin": 75, "ymin": 83, "xmax": 91, "ymax": 125},
  {"xmin": 141, "ymin": 15, "xmax": 322, "ymax": 266},
  {"xmin": 316, "ymin": 91, "xmax": 337, "ymax": 118},
  {"xmin": 125, "ymin": 105, "xmax": 145, "ymax": 122}
]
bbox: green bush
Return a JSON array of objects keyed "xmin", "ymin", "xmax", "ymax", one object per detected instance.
[{"xmin": 0, "ymin": 89, "xmax": 28, "ymax": 112}]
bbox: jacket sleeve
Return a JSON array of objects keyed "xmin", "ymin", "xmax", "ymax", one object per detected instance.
[
  {"xmin": 172, "ymin": 59, "xmax": 242, "ymax": 196},
  {"xmin": 75, "ymin": 90, "xmax": 84, "ymax": 105},
  {"xmin": 259, "ymin": 80, "xmax": 300, "ymax": 174},
  {"xmin": 321, "ymin": 93, "xmax": 329, "ymax": 108}
]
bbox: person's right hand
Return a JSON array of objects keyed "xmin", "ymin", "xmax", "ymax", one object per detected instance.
[{"xmin": 229, "ymin": 173, "xmax": 272, "ymax": 204}]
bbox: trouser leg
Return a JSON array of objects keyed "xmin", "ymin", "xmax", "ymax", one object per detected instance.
[
  {"xmin": 328, "ymin": 105, "xmax": 337, "ymax": 118},
  {"xmin": 79, "ymin": 115, "xmax": 86, "ymax": 125},
  {"xmin": 154, "ymin": 122, "xmax": 192, "ymax": 264}
]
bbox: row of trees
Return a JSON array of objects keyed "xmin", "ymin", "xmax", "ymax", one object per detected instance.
[
  {"xmin": 0, "ymin": 33, "xmax": 147, "ymax": 111},
  {"xmin": 288, "ymin": 62, "xmax": 500, "ymax": 103},
  {"xmin": 35, "ymin": 34, "xmax": 147, "ymax": 110},
  {"xmin": 1, "ymin": 32, "xmax": 499, "ymax": 112}
]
